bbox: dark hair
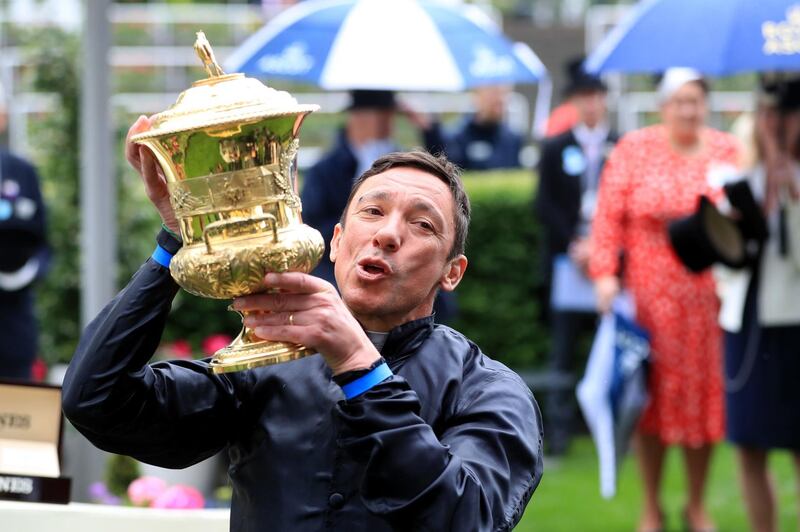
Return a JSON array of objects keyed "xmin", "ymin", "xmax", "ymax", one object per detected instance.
[
  {"xmin": 563, "ymin": 56, "xmax": 607, "ymax": 97},
  {"xmin": 691, "ymin": 78, "xmax": 710, "ymax": 95},
  {"xmin": 339, "ymin": 150, "xmax": 471, "ymax": 259}
]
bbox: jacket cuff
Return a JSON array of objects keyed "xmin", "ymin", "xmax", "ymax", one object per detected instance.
[
  {"xmin": 332, "ymin": 357, "xmax": 387, "ymax": 387},
  {"xmin": 156, "ymin": 228, "xmax": 183, "ymax": 255},
  {"xmin": 150, "ymin": 229, "xmax": 183, "ymax": 269}
]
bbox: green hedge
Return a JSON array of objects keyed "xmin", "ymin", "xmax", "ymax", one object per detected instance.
[
  {"xmin": 26, "ymin": 30, "xmax": 83, "ymax": 366},
  {"xmin": 453, "ymin": 171, "xmax": 548, "ymax": 368}
]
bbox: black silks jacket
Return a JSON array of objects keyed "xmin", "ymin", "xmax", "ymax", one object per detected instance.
[{"xmin": 62, "ymin": 233, "xmax": 544, "ymax": 532}]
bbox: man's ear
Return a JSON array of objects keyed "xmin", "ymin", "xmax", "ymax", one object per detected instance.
[
  {"xmin": 439, "ymin": 255, "xmax": 468, "ymax": 292},
  {"xmin": 329, "ymin": 223, "xmax": 343, "ymax": 263}
]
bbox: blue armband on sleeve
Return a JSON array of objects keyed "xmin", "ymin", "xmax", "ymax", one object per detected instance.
[
  {"xmin": 340, "ymin": 362, "xmax": 393, "ymax": 400},
  {"xmin": 151, "ymin": 245, "xmax": 174, "ymax": 268}
]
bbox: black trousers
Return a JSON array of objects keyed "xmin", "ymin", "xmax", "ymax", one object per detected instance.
[{"xmin": 545, "ymin": 309, "xmax": 596, "ymax": 453}]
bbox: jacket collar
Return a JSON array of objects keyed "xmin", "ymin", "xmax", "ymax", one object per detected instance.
[{"xmin": 380, "ymin": 315, "xmax": 435, "ymax": 362}]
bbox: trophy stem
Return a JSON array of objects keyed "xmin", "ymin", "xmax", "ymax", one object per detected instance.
[{"xmin": 209, "ymin": 308, "xmax": 315, "ymax": 373}]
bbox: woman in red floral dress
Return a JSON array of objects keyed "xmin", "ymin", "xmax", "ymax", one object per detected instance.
[{"xmin": 589, "ymin": 69, "xmax": 739, "ymax": 532}]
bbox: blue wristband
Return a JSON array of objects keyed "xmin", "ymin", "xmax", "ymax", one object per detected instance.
[
  {"xmin": 151, "ymin": 245, "xmax": 174, "ymax": 268},
  {"xmin": 341, "ymin": 362, "xmax": 393, "ymax": 400}
]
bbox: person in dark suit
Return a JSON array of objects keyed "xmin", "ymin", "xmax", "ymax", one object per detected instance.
[
  {"xmin": 0, "ymin": 84, "xmax": 50, "ymax": 380},
  {"xmin": 416, "ymin": 85, "xmax": 523, "ymax": 170},
  {"xmin": 535, "ymin": 63, "xmax": 616, "ymax": 455}
]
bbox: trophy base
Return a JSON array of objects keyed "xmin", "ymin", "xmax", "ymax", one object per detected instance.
[
  {"xmin": 209, "ymin": 307, "xmax": 317, "ymax": 373},
  {"xmin": 210, "ymin": 336, "xmax": 315, "ymax": 373}
]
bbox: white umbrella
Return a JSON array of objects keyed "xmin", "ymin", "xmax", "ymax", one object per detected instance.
[{"xmin": 224, "ymin": 0, "xmax": 547, "ymax": 91}]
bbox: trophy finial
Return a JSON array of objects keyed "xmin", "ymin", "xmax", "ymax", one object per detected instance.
[{"xmin": 194, "ymin": 31, "xmax": 225, "ymax": 78}]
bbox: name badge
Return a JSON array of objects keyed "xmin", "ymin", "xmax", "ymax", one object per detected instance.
[{"xmin": 562, "ymin": 145, "xmax": 587, "ymax": 176}]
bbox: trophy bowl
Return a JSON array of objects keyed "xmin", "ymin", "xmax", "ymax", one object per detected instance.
[{"xmin": 131, "ymin": 32, "xmax": 324, "ymax": 373}]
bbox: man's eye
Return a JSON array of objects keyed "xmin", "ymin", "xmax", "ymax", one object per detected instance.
[
  {"xmin": 418, "ymin": 221, "xmax": 435, "ymax": 232},
  {"xmin": 362, "ymin": 207, "xmax": 382, "ymax": 215}
]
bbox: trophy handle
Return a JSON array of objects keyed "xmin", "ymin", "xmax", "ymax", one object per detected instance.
[{"xmin": 203, "ymin": 214, "xmax": 279, "ymax": 254}]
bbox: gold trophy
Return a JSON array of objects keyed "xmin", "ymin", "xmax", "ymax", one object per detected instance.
[{"xmin": 132, "ymin": 32, "xmax": 324, "ymax": 373}]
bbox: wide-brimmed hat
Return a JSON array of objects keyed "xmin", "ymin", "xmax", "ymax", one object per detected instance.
[
  {"xmin": 668, "ymin": 196, "xmax": 746, "ymax": 272},
  {"xmin": 668, "ymin": 182, "xmax": 768, "ymax": 273},
  {"xmin": 563, "ymin": 57, "xmax": 606, "ymax": 96},
  {"xmin": 347, "ymin": 89, "xmax": 396, "ymax": 111}
]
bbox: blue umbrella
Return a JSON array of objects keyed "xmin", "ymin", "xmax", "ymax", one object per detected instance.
[
  {"xmin": 224, "ymin": 0, "xmax": 546, "ymax": 91},
  {"xmin": 586, "ymin": 0, "xmax": 800, "ymax": 75}
]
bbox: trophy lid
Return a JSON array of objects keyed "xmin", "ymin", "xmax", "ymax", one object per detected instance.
[{"xmin": 132, "ymin": 32, "xmax": 319, "ymax": 141}]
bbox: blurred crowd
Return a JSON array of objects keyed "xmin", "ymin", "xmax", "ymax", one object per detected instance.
[{"xmin": 533, "ymin": 64, "xmax": 800, "ymax": 532}]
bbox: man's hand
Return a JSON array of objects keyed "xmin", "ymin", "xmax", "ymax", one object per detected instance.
[
  {"xmin": 594, "ymin": 275, "xmax": 620, "ymax": 315},
  {"xmin": 125, "ymin": 116, "xmax": 180, "ymax": 234},
  {"xmin": 568, "ymin": 237, "xmax": 591, "ymax": 272},
  {"xmin": 233, "ymin": 272, "xmax": 381, "ymax": 375}
]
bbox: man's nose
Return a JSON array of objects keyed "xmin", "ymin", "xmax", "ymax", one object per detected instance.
[{"xmin": 372, "ymin": 216, "xmax": 402, "ymax": 252}]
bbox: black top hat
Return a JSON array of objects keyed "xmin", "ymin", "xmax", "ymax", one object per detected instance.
[
  {"xmin": 759, "ymin": 73, "xmax": 800, "ymax": 111},
  {"xmin": 668, "ymin": 182, "xmax": 768, "ymax": 273},
  {"xmin": 347, "ymin": 90, "xmax": 397, "ymax": 111},
  {"xmin": 668, "ymin": 196, "xmax": 747, "ymax": 273},
  {"xmin": 563, "ymin": 57, "xmax": 606, "ymax": 96}
]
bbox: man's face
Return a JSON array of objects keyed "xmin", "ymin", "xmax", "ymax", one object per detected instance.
[
  {"xmin": 573, "ymin": 90, "xmax": 607, "ymax": 129},
  {"xmin": 348, "ymin": 109, "xmax": 395, "ymax": 145},
  {"xmin": 474, "ymin": 85, "xmax": 511, "ymax": 124},
  {"xmin": 330, "ymin": 167, "xmax": 467, "ymax": 331}
]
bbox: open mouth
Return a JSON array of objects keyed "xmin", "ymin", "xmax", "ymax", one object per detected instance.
[
  {"xmin": 357, "ymin": 257, "xmax": 392, "ymax": 279},
  {"xmin": 363, "ymin": 264, "xmax": 385, "ymax": 274}
]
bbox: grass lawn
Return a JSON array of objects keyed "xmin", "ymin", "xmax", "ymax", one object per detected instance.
[{"xmin": 515, "ymin": 437, "xmax": 798, "ymax": 531}]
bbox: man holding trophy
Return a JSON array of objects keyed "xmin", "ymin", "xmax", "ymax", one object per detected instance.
[
  {"xmin": 63, "ymin": 35, "xmax": 542, "ymax": 532},
  {"xmin": 62, "ymin": 34, "xmax": 542, "ymax": 532}
]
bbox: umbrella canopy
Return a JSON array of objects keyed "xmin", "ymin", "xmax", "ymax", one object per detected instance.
[
  {"xmin": 586, "ymin": 0, "xmax": 800, "ymax": 75},
  {"xmin": 224, "ymin": 0, "xmax": 546, "ymax": 91}
]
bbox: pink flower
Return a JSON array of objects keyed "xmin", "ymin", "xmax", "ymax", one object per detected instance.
[
  {"xmin": 31, "ymin": 358, "xmax": 48, "ymax": 382},
  {"xmin": 127, "ymin": 476, "xmax": 168, "ymax": 507},
  {"xmin": 169, "ymin": 339, "xmax": 193, "ymax": 359},
  {"xmin": 150, "ymin": 484, "xmax": 205, "ymax": 509},
  {"xmin": 202, "ymin": 334, "xmax": 233, "ymax": 356}
]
